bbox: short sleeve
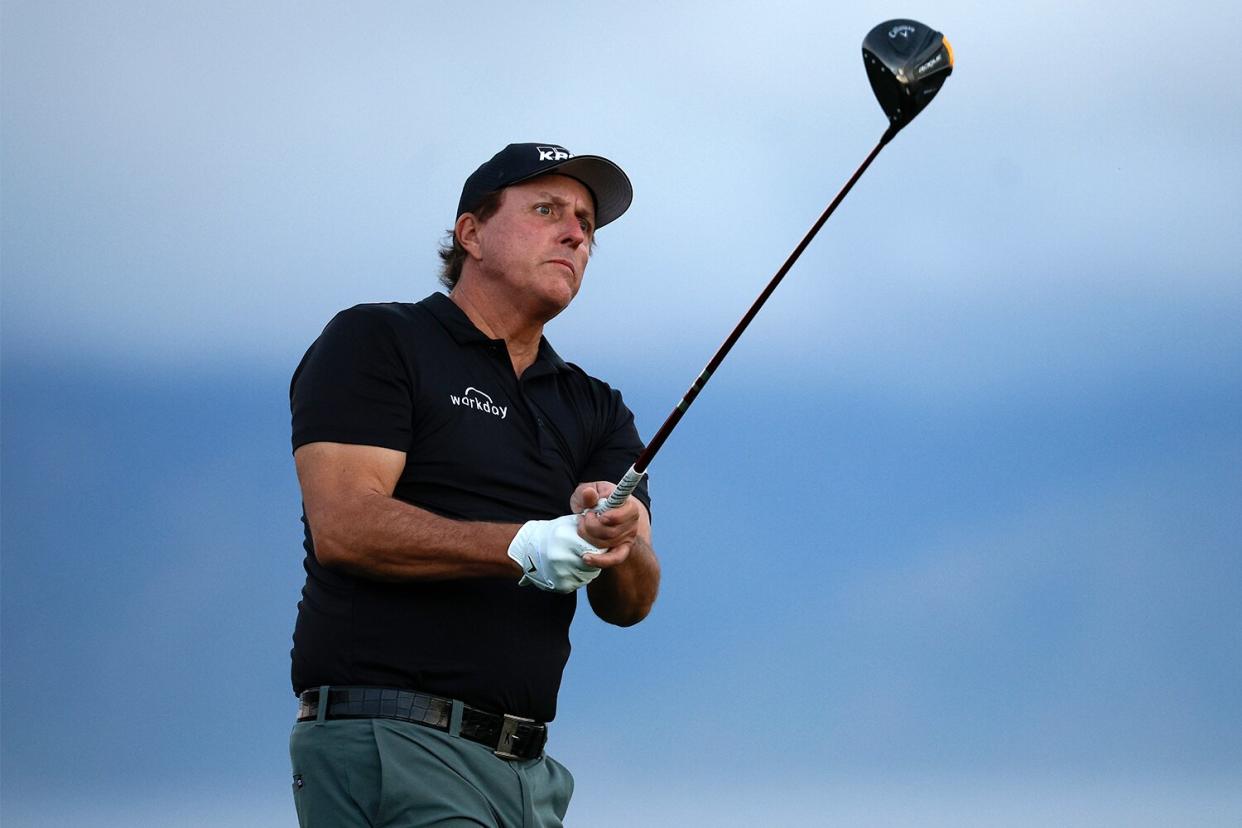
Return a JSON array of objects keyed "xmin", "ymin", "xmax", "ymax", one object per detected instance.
[{"xmin": 290, "ymin": 306, "xmax": 414, "ymax": 453}]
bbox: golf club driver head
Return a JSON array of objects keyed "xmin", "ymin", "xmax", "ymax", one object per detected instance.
[{"xmin": 862, "ymin": 19, "xmax": 953, "ymax": 134}]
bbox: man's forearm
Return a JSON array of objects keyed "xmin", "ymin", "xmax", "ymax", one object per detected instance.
[
  {"xmin": 586, "ymin": 534, "xmax": 660, "ymax": 626},
  {"xmin": 309, "ymin": 490, "xmax": 521, "ymax": 581}
]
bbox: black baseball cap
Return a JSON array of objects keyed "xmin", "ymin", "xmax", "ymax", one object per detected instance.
[{"xmin": 456, "ymin": 143, "xmax": 633, "ymax": 229}]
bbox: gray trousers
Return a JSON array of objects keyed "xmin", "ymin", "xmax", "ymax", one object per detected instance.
[{"xmin": 290, "ymin": 716, "xmax": 575, "ymax": 827}]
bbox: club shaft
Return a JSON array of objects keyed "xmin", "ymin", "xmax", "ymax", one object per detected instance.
[{"xmin": 600, "ymin": 127, "xmax": 898, "ymax": 513}]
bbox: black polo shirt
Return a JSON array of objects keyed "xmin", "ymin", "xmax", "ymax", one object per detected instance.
[{"xmin": 288, "ymin": 293, "xmax": 650, "ymax": 722}]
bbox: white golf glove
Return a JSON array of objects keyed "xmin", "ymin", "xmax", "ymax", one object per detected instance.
[{"xmin": 507, "ymin": 514, "xmax": 603, "ymax": 593}]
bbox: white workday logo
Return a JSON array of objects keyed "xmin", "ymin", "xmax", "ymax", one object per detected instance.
[{"xmin": 449, "ymin": 387, "xmax": 508, "ymax": 420}]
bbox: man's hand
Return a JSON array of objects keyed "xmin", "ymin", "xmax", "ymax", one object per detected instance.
[
  {"xmin": 571, "ymin": 480, "xmax": 658, "ymax": 626},
  {"xmin": 507, "ymin": 515, "xmax": 603, "ymax": 593},
  {"xmin": 571, "ymin": 481, "xmax": 642, "ymax": 569}
]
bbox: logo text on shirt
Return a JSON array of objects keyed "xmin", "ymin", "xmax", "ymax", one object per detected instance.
[{"xmin": 450, "ymin": 386, "xmax": 508, "ymax": 420}]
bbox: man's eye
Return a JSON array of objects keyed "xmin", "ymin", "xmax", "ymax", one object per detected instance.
[
  {"xmin": 579, "ymin": 219, "xmax": 592, "ymax": 233},
  {"xmin": 535, "ymin": 205, "xmax": 553, "ymax": 216}
]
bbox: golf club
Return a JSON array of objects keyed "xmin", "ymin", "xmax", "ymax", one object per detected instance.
[{"xmin": 598, "ymin": 18, "xmax": 953, "ymax": 513}]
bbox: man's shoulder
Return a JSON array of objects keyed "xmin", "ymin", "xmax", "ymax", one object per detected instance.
[
  {"xmin": 557, "ymin": 358, "xmax": 632, "ymax": 408},
  {"xmin": 320, "ymin": 296, "xmax": 444, "ymax": 339},
  {"xmin": 332, "ymin": 297, "xmax": 434, "ymax": 324},
  {"xmin": 556, "ymin": 354, "xmax": 617, "ymax": 387}
]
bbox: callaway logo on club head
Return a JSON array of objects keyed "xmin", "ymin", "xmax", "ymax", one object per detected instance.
[
  {"xmin": 537, "ymin": 146, "xmax": 572, "ymax": 162},
  {"xmin": 889, "ymin": 24, "xmax": 916, "ymax": 39}
]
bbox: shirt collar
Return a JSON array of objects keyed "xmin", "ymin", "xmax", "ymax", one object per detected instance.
[{"xmin": 419, "ymin": 292, "xmax": 570, "ymax": 374}]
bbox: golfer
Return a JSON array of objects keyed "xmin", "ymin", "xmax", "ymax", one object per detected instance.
[{"xmin": 287, "ymin": 142, "xmax": 659, "ymax": 827}]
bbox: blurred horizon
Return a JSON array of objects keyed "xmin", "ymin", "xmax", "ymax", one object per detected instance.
[{"xmin": 4, "ymin": 351, "xmax": 1238, "ymax": 824}]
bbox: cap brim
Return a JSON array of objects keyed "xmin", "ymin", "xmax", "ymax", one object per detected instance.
[{"xmin": 518, "ymin": 155, "xmax": 633, "ymax": 229}]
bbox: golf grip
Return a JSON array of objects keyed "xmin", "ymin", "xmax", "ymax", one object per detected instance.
[{"xmin": 598, "ymin": 465, "xmax": 646, "ymax": 512}]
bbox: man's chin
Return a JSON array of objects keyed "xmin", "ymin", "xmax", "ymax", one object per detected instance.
[
  {"xmin": 534, "ymin": 282, "xmax": 578, "ymax": 319},
  {"xmin": 536, "ymin": 296, "xmax": 573, "ymax": 323}
]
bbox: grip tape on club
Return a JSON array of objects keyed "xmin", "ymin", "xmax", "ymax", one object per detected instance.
[{"xmin": 597, "ymin": 466, "xmax": 646, "ymax": 513}]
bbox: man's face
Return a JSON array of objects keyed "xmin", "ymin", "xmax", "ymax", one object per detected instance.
[{"xmin": 469, "ymin": 174, "xmax": 596, "ymax": 319}]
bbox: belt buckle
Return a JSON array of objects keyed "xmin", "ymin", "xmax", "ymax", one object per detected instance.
[{"xmin": 493, "ymin": 713, "xmax": 536, "ymax": 760}]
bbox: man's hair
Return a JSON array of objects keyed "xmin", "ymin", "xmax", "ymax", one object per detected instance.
[{"xmin": 437, "ymin": 190, "xmax": 506, "ymax": 291}]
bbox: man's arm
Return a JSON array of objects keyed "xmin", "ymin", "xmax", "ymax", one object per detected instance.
[
  {"xmin": 295, "ymin": 441, "xmax": 522, "ymax": 581},
  {"xmin": 572, "ymin": 483, "xmax": 660, "ymax": 627}
]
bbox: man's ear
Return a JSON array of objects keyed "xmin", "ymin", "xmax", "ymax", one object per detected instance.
[{"xmin": 456, "ymin": 213, "xmax": 483, "ymax": 261}]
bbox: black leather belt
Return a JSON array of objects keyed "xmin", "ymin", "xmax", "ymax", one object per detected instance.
[{"xmin": 296, "ymin": 686, "xmax": 547, "ymax": 761}]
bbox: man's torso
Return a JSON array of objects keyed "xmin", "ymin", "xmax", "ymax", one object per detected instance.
[{"xmin": 288, "ymin": 294, "xmax": 649, "ymax": 721}]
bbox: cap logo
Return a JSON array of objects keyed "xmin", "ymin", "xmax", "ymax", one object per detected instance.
[{"xmin": 537, "ymin": 146, "xmax": 572, "ymax": 162}]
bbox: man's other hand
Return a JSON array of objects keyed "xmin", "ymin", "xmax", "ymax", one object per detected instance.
[
  {"xmin": 571, "ymin": 481, "xmax": 644, "ymax": 569},
  {"xmin": 507, "ymin": 515, "xmax": 602, "ymax": 593}
]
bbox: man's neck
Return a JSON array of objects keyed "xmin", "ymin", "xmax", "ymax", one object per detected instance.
[{"xmin": 449, "ymin": 283, "xmax": 544, "ymax": 377}]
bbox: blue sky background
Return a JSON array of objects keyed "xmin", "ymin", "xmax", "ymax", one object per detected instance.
[{"xmin": 3, "ymin": 1, "xmax": 1240, "ymax": 825}]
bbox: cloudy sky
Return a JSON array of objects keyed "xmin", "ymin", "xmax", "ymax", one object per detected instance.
[{"xmin": 3, "ymin": 1, "xmax": 1240, "ymax": 825}]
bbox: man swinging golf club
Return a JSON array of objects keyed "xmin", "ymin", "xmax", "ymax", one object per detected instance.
[
  {"xmin": 287, "ymin": 142, "xmax": 660, "ymax": 827},
  {"xmin": 285, "ymin": 17, "xmax": 952, "ymax": 827}
]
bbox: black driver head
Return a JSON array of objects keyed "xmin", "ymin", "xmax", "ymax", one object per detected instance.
[{"xmin": 862, "ymin": 19, "xmax": 954, "ymax": 133}]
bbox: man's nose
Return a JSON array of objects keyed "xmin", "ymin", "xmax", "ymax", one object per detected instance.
[{"xmin": 559, "ymin": 216, "xmax": 586, "ymax": 246}]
